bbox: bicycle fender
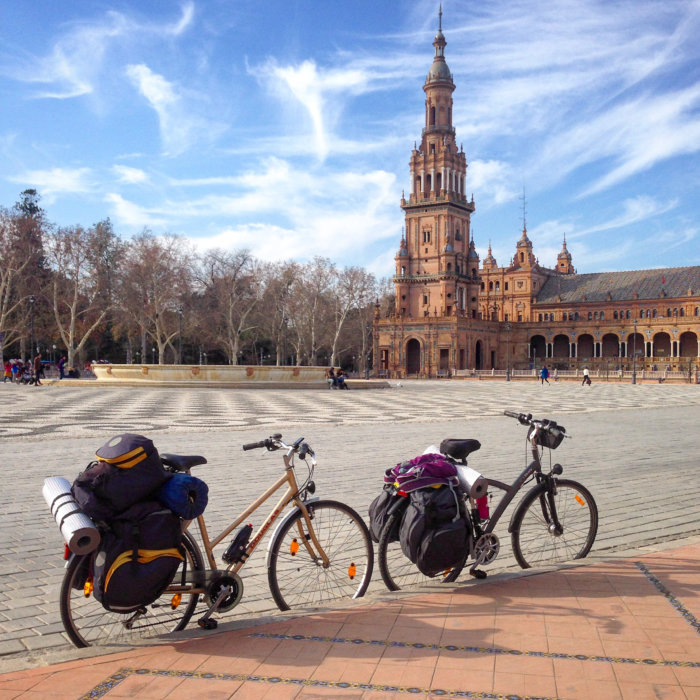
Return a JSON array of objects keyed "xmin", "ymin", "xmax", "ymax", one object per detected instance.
[{"xmin": 265, "ymin": 497, "xmax": 321, "ymax": 569}]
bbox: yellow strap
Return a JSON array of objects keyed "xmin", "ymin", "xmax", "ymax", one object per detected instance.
[
  {"xmin": 104, "ymin": 548, "xmax": 184, "ymax": 591},
  {"xmin": 96, "ymin": 446, "xmax": 148, "ymax": 469}
]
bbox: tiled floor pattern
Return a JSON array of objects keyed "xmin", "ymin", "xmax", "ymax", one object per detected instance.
[
  {"xmin": 2, "ymin": 381, "xmax": 700, "ymax": 440},
  {"xmin": 1, "ymin": 542, "xmax": 698, "ymax": 699}
]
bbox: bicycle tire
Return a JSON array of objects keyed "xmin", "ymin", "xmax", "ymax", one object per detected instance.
[
  {"xmin": 60, "ymin": 530, "xmax": 204, "ymax": 648},
  {"xmin": 267, "ymin": 500, "xmax": 373, "ymax": 611},
  {"xmin": 511, "ymin": 478, "xmax": 598, "ymax": 570},
  {"xmin": 377, "ymin": 512, "xmax": 466, "ymax": 591}
]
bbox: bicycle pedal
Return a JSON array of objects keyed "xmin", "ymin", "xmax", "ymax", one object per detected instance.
[
  {"xmin": 198, "ymin": 617, "xmax": 218, "ymax": 630},
  {"xmin": 469, "ymin": 569, "xmax": 487, "ymax": 579}
]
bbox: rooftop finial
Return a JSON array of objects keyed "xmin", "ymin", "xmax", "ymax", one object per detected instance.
[
  {"xmin": 520, "ymin": 186, "xmax": 528, "ymax": 233},
  {"xmin": 439, "ymin": 4, "xmax": 443, "ymax": 31}
]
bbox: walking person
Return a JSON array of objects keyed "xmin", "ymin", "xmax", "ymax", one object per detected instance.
[
  {"xmin": 32, "ymin": 353, "xmax": 43, "ymax": 386},
  {"xmin": 540, "ymin": 365, "xmax": 550, "ymax": 385},
  {"xmin": 3, "ymin": 360, "xmax": 11, "ymax": 383},
  {"xmin": 582, "ymin": 367, "xmax": 592, "ymax": 386},
  {"xmin": 58, "ymin": 355, "xmax": 67, "ymax": 380}
]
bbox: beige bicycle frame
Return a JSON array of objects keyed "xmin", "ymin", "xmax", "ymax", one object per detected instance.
[{"xmin": 184, "ymin": 451, "xmax": 330, "ymax": 582}]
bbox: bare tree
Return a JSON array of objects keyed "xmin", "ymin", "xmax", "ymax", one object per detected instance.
[
  {"xmin": 197, "ymin": 249, "xmax": 267, "ymax": 364},
  {"xmin": 119, "ymin": 232, "xmax": 194, "ymax": 364},
  {"xmin": 46, "ymin": 223, "xmax": 117, "ymax": 368}
]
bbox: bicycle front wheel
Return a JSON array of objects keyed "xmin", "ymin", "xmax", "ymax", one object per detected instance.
[
  {"xmin": 268, "ymin": 500, "xmax": 374, "ymax": 611},
  {"xmin": 511, "ymin": 478, "xmax": 598, "ymax": 570},
  {"xmin": 60, "ymin": 530, "xmax": 204, "ymax": 648},
  {"xmin": 377, "ymin": 512, "xmax": 466, "ymax": 591}
]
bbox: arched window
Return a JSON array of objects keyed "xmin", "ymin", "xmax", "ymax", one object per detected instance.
[
  {"xmin": 480, "ymin": 282, "xmax": 485, "ymax": 291},
  {"xmin": 626, "ymin": 310, "xmax": 631, "ymax": 319},
  {"xmin": 652, "ymin": 309, "xmax": 656, "ymax": 318},
  {"xmin": 472, "ymin": 268, "xmax": 476, "ymax": 277},
  {"xmin": 673, "ymin": 308, "xmax": 678, "ymax": 316},
  {"xmin": 696, "ymin": 307, "xmax": 700, "ymax": 316},
  {"xmin": 495, "ymin": 281, "xmax": 500, "ymax": 291},
  {"xmin": 680, "ymin": 308, "xmax": 685, "ymax": 317},
  {"xmin": 640, "ymin": 309, "xmax": 645, "ymax": 318},
  {"xmin": 505, "ymin": 282, "xmax": 509, "ymax": 291},
  {"xmin": 594, "ymin": 311, "xmax": 599, "ymax": 320},
  {"xmin": 666, "ymin": 308, "xmax": 671, "ymax": 317},
  {"xmin": 520, "ymin": 252, "xmax": 524, "ymax": 263},
  {"xmin": 489, "ymin": 281, "xmax": 494, "ymax": 291},
  {"xmin": 446, "ymin": 262, "xmax": 452, "ymax": 272},
  {"xmin": 588, "ymin": 312, "xmax": 592, "ymax": 320},
  {"xmin": 600, "ymin": 311, "xmax": 605, "ymax": 320},
  {"xmin": 429, "ymin": 105, "xmax": 436, "ymax": 126},
  {"xmin": 538, "ymin": 313, "xmax": 543, "ymax": 322}
]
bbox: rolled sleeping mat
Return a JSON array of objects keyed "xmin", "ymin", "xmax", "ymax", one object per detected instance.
[
  {"xmin": 42, "ymin": 477, "xmax": 101, "ymax": 555},
  {"xmin": 456, "ymin": 465, "xmax": 488, "ymax": 499},
  {"xmin": 155, "ymin": 472, "xmax": 209, "ymax": 519}
]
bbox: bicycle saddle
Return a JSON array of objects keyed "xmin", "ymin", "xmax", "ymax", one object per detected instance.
[
  {"xmin": 160, "ymin": 453, "xmax": 208, "ymax": 471},
  {"xmin": 439, "ymin": 439, "xmax": 481, "ymax": 461}
]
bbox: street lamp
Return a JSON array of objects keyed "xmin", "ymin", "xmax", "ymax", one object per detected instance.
[
  {"xmin": 177, "ymin": 306, "xmax": 183, "ymax": 364},
  {"xmin": 632, "ymin": 319, "xmax": 637, "ymax": 385},
  {"xmin": 29, "ymin": 295, "xmax": 35, "ymax": 362},
  {"xmin": 152, "ymin": 347, "xmax": 156, "ymax": 364},
  {"xmin": 504, "ymin": 322, "xmax": 512, "ymax": 381}
]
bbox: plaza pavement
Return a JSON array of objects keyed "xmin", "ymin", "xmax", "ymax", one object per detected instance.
[{"xmin": 0, "ymin": 379, "xmax": 698, "ymax": 697}]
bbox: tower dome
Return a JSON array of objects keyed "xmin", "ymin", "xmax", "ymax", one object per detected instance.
[{"xmin": 557, "ymin": 235, "xmax": 575, "ymax": 274}]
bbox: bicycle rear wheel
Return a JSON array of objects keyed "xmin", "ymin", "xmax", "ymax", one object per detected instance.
[
  {"xmin": 268, "ymin": 500, "xmax": 373, "ymax": 611},
  {"xmin": 60, "ymin": 530, "xmax": 204, "ymax": 648},
  {"xmin": 377, "ymin": 512, "xmax": 465, "ymax": 591},
  {"xmin": 511, "ymin": 478, "xmax": 598, "ymax": 569}
]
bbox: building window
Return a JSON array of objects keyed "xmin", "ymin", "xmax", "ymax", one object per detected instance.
[
  {"xmin": 680, "ymin": 308, "xmax": 685, "ymax": 317},
  {"xmin": 600, "ymin": 311, "xmax": 604, "ymax": 320},
  {"xmin": 423, "ymin": 294, "xmax": 428, "ymax": 305},
  {"xmin": 588, "ymin": 312, "xmax": 592, "ymax": 320},
  {"xmin": 539, "ymin": 314, "xmax": 543, "ymax": 321},
  {"xmin": 489, "ymin": 281, "xmax": 493, "ymax": 291},
  {"xmin": 480, "ymin": 282, "xmax": 485, "ymax": 291},
  {"xmin": 652, "ymin": 309, "xmax": 656, "ymax": 318},
  {"xmin": 614, "ymin": 311, "xmax": 618, "ymax": 319},
  {"xmin": 495, "ymin": 281, "xmax": 500, "ymax": 291},
  {"xmin": 505, "ymin": 282, "xmax": 509, "ymax": 291},
  {"xmin": 626, "ymin": 310, "xmax": 631, "ymax": 319},
  {"xmin": 640, "ymin": 309, "xmax": 644, "ymax": 318},
  {"xmin": 673, "ymin": 308, "xmax": 678, "ymax": 316}
]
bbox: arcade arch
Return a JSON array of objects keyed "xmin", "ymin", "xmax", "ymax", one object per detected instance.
[{"xmin": 406, "ymin": 338, "xmax": 421, "ymax": 374}]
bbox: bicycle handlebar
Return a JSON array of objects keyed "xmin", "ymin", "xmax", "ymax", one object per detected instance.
[
  {"xmin": 241, "ymin": 435, "xmax": 315, "ymax": 458},
  {"xmin": 503, "ymin": 410, "xmax": 532, "ymax": 425}
]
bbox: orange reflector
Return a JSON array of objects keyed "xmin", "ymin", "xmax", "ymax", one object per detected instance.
[
  {"xmin": 64, "ymin": 544, "xmax": 70, "ymax": 560},
  {"xmin": 290, "ymin": 538, "xmax": 299, "ymax": 556},
  {"xmin": 171, "ymin": 593, "xmax": 182, "ymax": 610},
  {"xmin": 575, "ymin": 495, "xmax": 585, "ymax": 506},
  {"xmin": 83, "ymin": 577, "xmax": 93, "ymax": 598},
  {"xmin": 348, "ymin": 563, "xmax": 356, "ymax": 580}
]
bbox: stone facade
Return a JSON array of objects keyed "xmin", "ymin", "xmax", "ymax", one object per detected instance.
[{"xmin": 374, "ymin": 17, "xmax": 700, "ymax": 378}]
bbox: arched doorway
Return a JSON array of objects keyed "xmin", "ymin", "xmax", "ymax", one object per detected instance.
[
  {"xmin": 475, "ymin": 340, "xmax": 483, "ymax": 370},
  {"xmin": 679, "ymin": 331, "xmax": 698, "ymax": 357},
  {"xmin": 406, "ymin": 339, "xmax": 421, "ymax": 375},
  {"xmin": 602, "ymin": 333, "xmax": 619, "ymax": 357},
  {"xmin": 653, "ymin": 332, "xmax": 671, "ymax": 359},
  {"xmin": 552, "ymin": 335, "xmax": 570, "ymax": 358},
  {"xmin": 627, "ymin": 333, "xmax": 644, "ymax": 360},
  {"xmin": 577, "ymin": 334, "xmax": 594, "ymax": 359},
  {"xmin": 530, "ymin": 335, "xmax": 546, "ymax": 363}
]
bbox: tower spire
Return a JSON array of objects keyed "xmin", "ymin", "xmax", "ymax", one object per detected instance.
[{"xmin": 439, "ymin": 4, "xmax": 443, "ymax": 31}]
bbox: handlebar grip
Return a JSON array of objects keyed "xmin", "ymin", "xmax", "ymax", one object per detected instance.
[
  {"xmin": 503, "ymin": 410, "xmax": 520, "ymax": 419},
  {"xmin": 299, "ymin": 442, "xmax": 309, "ymax": 459},
  {"xmin": 242, "ymin": 440, "xmax": 268, "ymax": 451}
]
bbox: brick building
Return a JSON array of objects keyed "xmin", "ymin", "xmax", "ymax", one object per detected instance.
[{"xmin": 374, "ymin": 15, "xmax": 700, "ymax": 378}]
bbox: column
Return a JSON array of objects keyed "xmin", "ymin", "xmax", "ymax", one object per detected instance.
[
  {"xmin": 445, "ymin": 167, "xmax": 450, "ymax": 192},
  {"xmin": 420, "ymin": 170, "xmax": 425, "ymax": 197},
  {"xmin": 571, "ymin": 342, "xmax": 577, "ymax": 358},
  {"xmin": 431, "ymin": 168, "xmax": 435, "ymax": 195},
  {"xmin": 441, "ymin": 167, "xmax": 445, "ymax": 193}
]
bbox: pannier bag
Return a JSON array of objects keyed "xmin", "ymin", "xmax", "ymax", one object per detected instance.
[
  {"xmin": 399, "ymin": 484, "xmax": 469, "ymax": 577},
  {"xmin": 368, "ymin": 480, "xmax": 395, "ymax": 543},
  {"xmin": 93, "ymin": 501, "xmax": 184, "ymax": 612},
  {"xmin": 155, "ymin": 472, "xmax": 209, "ymax": 520},
  {"xmin": 72, "ymin": 434, "xmax": 171, "ymax": 521}
]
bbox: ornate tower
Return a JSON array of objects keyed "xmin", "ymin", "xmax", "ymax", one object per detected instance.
[
  {"xmin": 557, "ymin": 236, "xmax": 575, "ymax": 274},
  {"xmin": 394, "ymin": 8, "xmax": 478, "ymax": 320}
]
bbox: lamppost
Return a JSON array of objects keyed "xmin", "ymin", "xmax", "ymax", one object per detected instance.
[
  {"xmin": 29, "ymin": 295, "xmax": 35, "ymax": 362},
  {"xmin": 504, "ymin": 322, "xmax": 512, "ymax": 381},
  {"xmin": 152, "ymin": 347, "xmax": 156, "ymax": 364},
  {"xmin": 177, "ymin": 305, "xmax": 183, "ymax": 364},
  {"xmin": 203, "ymin": 352, "xmax": 207, "ymax": 365},
  {"xmin": 632, "ymin": 319, "xmax": 637, "ymax": 385}
]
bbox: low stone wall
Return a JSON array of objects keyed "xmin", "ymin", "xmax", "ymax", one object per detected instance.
[{"xmin": 92, "ymin": 364, "xmax": 327, "ymax": 384}]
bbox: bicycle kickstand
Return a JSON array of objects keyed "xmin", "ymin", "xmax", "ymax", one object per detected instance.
[{"xmin": 197, "ymin": 585, "xmax": 233, "ymax": 630}]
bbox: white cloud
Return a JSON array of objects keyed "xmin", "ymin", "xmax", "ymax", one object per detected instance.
[
  {"xmin": 104, "ymin": 193, "xmax": 167, "ymax": 228},
  {"xmin": 8, "ymin": 167, "xmax": 93, "ymax": 199},
  {"xmin": 112, "ymin": 165, "xmax": 148, "ymax": 184}
]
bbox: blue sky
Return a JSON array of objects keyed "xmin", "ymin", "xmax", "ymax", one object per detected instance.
[{"xmin": 1, "ymin": 0, "xmax": 699, "ymax": 277}]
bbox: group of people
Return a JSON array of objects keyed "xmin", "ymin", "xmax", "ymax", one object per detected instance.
[
  {"xmin": 326, "ymin": 367, "xmax": 349, "ymax": 390},
  {"xmin": 540, "ymin": 365, "xmax": 592, "ymax": 385},
  {"xmin": 2, "ymin": 354, "xmax": 70, "ymax": 386}
]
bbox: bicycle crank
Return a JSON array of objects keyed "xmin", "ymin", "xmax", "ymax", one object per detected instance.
[{"xmin": 473, "ymin": 533, "xmax": 500, "ymax": 566}]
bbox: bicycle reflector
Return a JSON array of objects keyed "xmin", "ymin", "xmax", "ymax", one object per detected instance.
[
  {"xmin": 290, "ymin": 538, "xmax": 299, "ymax": 556},
  {"xmin": 171, "ymin": 593, "xmax": 182, "ymax": 610},
  {"xmin": 348, "ymin": 563, "xmax": 356, "ymax": 580},
  {"xmin": 83, "ymin": 576, "xmax": 93, "ymax": 598},
  {"xmin": 575, "ymin": 495, "xmax": 586, "ymax": 506},
  {"xmin": 64, "ymin": 544, "xmax": 70, "ymax": 560}
]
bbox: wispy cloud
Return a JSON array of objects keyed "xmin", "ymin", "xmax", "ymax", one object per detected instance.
[
  {"xmin": 8, "ymin": 167, "xmax": 93, "ymax": 201},
  {"xmin": 112, "ymin": 165, "xmax": 148, "ymax": 184},
  {"xmin": 104, "ymin": 193, "xmax": 167, "ymax": 228}
]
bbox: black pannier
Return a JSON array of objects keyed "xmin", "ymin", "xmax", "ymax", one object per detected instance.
[
  {"xmin": 399, "ymin": 485, "xmax": 469, "ymax": 577},
  {"xmin": 368, "ymin": 484, "xmax": 395, "ymax": 543},
  {"xmin": 92, "ymin": 501, "xmax": 184, "ymax": 612},
  {"xmin": 72, "ymin": 434, "xmax": 171, "ymax": 521}
]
